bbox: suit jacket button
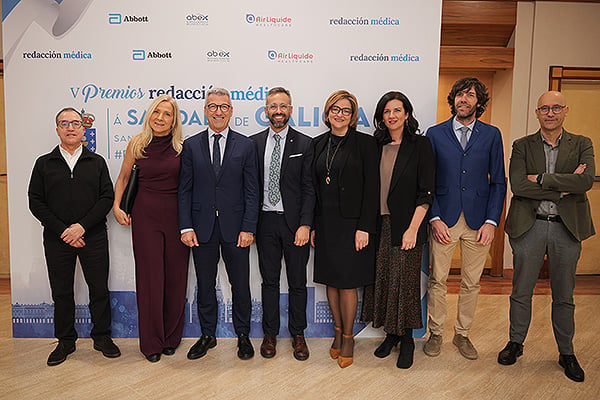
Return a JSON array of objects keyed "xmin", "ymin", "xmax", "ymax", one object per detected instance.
[{"xmin": 461, "ymin": 187, "xmax": 466, "ymax": 191}]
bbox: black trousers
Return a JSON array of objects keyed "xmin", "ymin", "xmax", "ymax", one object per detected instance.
[
  {"xmin": 191, "ymin": 220, "xmax": 251, "ymax": 337},
  {"xmin": 43, "ymin": 229, "xmax": 111, "ymax": 342},
  {"xmin": 256, "ymin": 212, "xmax": 309, "ymax": 336}
]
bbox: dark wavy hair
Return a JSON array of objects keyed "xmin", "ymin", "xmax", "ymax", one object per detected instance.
[
  {"xmin": 373, "ymin": 91, "xmax": 420, "ymax": 145},
  {"xmin": 447, "ymin": 77, "xmax": 489, "ymax": 118}
]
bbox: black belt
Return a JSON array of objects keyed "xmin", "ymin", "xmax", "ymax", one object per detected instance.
[
  {"xmin": 536, "ymin": 214, "xmax": 561, "ymax": 222},
  {"xmin": 262, "ymin": 210, "xmax": 284, "ymax": 215}
]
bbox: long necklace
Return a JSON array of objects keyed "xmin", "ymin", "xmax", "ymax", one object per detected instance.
[{"xmin": 325, "ymin": 135, "xmax": 343, "ymax": 185}]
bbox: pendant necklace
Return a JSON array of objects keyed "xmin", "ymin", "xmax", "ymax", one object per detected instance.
[{"xmin": 325, "ymin": 135, "xmax": 343, "ymax": 185}]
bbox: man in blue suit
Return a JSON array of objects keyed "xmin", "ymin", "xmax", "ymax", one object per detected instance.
[
  {"xmin": 179, "ymin": 88, "xmax": 260, "ymax": 360},
  {"xmin": 424, "ymin": 78, "xmax": 506, "ymax": 360}
]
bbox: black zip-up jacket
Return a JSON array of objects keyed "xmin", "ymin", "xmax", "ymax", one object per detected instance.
[{"xmin": 28, "ymin": 145, "xmax": 114, "ymax": 238}]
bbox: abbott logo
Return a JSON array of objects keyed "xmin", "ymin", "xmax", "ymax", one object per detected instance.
[
  {"xmin": 108, "ymin": 13, "xmax": 122, "ymax": 24},
  {"xmin": 132, "ymin": 50, "xmax": 145, "ymax": 60}
]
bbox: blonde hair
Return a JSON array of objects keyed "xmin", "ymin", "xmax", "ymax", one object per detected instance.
[
  {"xmin": 129, "ymin": 95, "xmax": 183, "ymax": 159},
  {"xmin": 324, "ymin": 90, "xmax": 359, "ymax": 129}
]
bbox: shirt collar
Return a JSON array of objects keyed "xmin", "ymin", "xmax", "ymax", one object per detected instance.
[
  {"xmin": 540, "ymin": 131, "xmax": 562, "ymax": 148},
  {"xmin": 208, "ymin": 127, "xmax": 229, "ymax": 140},
  {"xmin": 269, "ymin": 125, "xmax": 289, "ymax": 140},
  {"xmin": 452, "ymin": 117, "xmax": 476, "ymax": 133}
]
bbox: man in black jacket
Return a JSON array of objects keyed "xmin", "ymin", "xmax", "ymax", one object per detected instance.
[
  {"xmin": 28, "ymin": 107, "xmax": 120, "ymax": 366},
  {"xmin": 251, "ymin": 87, "xmax": 315, "ymax": 360}
]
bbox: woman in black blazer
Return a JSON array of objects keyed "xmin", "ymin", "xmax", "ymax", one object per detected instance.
[
  {"xmin": 311, "ymin": 90, "xmax": 378, "ymax": 368},
  {"xmin": 361, "ymin": 91, "xmax": 435, "ymax": 368}
]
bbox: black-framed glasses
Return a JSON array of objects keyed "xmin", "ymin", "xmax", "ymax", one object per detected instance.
[
  {"xmin": 267, "ymin": 103, "xmax": 290, "ymax": 112},
  {"xmin": 206, "ymin": 103, "xmax": 231, "ymax": 113},
  {"xmin": 58, "ymin": 120, "xmax": 83, "ymax": 128},
  {"xmin": 537, "ymin": 104, "xmax": 566, "ymax": 115},
  {"xmin": 330, "ymin": 105, "xmax": 352, "ymax": 116}
]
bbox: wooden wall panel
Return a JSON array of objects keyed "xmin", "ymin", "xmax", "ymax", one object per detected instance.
[{"xmin": 440, "ymin": 46, "xmax": 514, "ymax": 71}]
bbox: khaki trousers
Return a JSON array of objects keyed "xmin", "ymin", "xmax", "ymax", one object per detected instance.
[{"xmin": 427, "ymin": 214, "xmax": 490, "ymax": 336}]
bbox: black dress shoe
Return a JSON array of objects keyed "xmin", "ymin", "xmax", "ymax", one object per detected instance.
[
  {"xmin": 498, "ymin": 341, "xmax": 523, "ymax": 366},
  {"xmin": 374, "ymin": 334, "xmax": 401, "ymax": 358},
  {"xmin": 47, "ymin": 341, "xmax": 76, "ymax": 366},
  {"xmin": 93, "ymin": 336, "xmax": 121, "ymax": 358},
  {"xmin": 146, "ymin": 353, "xmax": 161, "ymax": 363},
  {"xmin": 559, "ymin": 354, "xmax": 585, "ymax": 382},
  {"xmin": 237, "ymin": 334, "xmax": 255, "ymax": 360},
  {"xmin": 162, "ymin": 347, "xmax": 176, "ymax": 356},
  {"xmin": 187, "ymin": 335, "xmax": 217, "ymax": 360}
]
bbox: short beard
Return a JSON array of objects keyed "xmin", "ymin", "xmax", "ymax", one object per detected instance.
[{"xmin": 269, "ymin": 114, "xmax": 289, "ymax": 129}]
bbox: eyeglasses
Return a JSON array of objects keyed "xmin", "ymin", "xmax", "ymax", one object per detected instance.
[
  {"xmin": 206, "ymin": 103, "xmax": 231, "ymax": 113},
  {"xmin": 537, "ymin": 104, "xmax": 566, "ymax": 115},
  {"xmin": 267, "ymin": 103, "xmax": 290, "ymax": 112},
  {"xmin": 329, "ymin": 105, "xmax": 352, "ymax": 116},
  {"xmin": 58, "ymin": 120, "xmax": 83, "ymax": 128}
]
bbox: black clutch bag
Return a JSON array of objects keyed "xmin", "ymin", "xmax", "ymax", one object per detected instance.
[{"xmin": 120, "ymin": 164, "xmax": 139, "ymax": 214}]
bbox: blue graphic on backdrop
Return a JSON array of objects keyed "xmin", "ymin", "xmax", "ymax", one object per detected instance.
[{"xmin": 12, "ymin": 285, "xmax": 366, "ymax": 338}]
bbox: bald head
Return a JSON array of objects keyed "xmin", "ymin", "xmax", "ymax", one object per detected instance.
[
  {"xmin": 537, "ymin": 91, "xmax": 567, "ymax": 108},
  {"xmin": 535, "ymin": 91, "xmax": 569, "ymax": 136}
]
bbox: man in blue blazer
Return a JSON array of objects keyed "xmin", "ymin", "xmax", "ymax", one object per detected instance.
[
  {"xmin": 424, "ymin": 78, "xmax": 506, "ymax": 360},
  {"xmin": 179, "ymin": 88, "xmax": 260, "ymax": 360},
  {"xmin": 251, "ymin": 87, "xmax": 315, "ymax": 361}
]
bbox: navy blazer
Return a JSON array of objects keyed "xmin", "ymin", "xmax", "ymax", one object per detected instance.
[
  {"xmin": 178, "ymin": 128, "xmax": 260, "ymax": 243},
  {"xmin": 251, "ymin": 127, "xmax": 315, "ymax": 231},
  {"xmin": 426, "ymin": 118, "xmax": 506, "ymax": 230}
]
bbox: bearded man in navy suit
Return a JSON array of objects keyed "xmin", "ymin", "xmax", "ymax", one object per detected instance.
[
  {"xmin": 424, "ymin": 78, "xmax": 506, "ymax": 360},
  {"xmin": 179, "ymin": 88, "xmax": 259, "ymax": 361}
]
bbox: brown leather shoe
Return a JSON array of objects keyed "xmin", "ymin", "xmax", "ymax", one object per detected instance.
[
  {"xmin": 260, "ymin": 334, "xmax": 277, "ymax": 358},
  {"xmin": 292, "ymin": 335, "xmax": 309, "ymax": 361}
]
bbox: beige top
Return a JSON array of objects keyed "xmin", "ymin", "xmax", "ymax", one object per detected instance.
[{"xmin": 380, "ymin": 143, "xmax": 400, "ymax": 215}]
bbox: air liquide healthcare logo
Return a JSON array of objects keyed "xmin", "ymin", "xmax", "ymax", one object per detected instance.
[
  {"xmin": 246, "ymin": 13, "xmax": 292, "ymax": 27},
  {"xmin": 132, "ymin": 49, "xmax": 173, "ymax": 61},
  {"xmin": 186, "ymin": 13, "xmax": 209, "ymax": 26},
  {"xmin": 81, "ymin": 111, "xmax": 97, "ymax": 153},
  {"xmin": 207, "ymin": 49, "xmax": 230, "ymax": 62},
  {"xmin": 329, "ymin": 16, "xmax": 400, "ymax": 26},
  {"xmin": 108, "ymin": 13, "xmax": 149, "ymax": 24},
  {"xmin": 268, "ymin": 50, "xmax": 314, "ymax": 63}
]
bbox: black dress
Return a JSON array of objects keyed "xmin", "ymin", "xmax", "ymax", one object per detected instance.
[{"xmin": 313, "ymin": 132, "xmax": 376, "ymax": 289}]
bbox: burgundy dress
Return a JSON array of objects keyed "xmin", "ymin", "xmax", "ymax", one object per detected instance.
[{"xmin": 131, "ymin": 134, "xmax": 189, "ymax": 356}]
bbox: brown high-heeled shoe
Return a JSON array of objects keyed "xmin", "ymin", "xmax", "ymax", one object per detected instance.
[
  {"xmin": 338, "ymin": 334, "xmax": 354, "ymax": 368},
  {"xmin": 329, "ymin": 326, "xmax": 342, "ymax": 359}
]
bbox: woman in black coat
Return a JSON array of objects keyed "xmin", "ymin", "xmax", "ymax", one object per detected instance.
[
  {"xmin": 361, "ymin": 91, "xmax": 435, "ymax": 368},
  {"xmin": 311, "ymin": 90, "xmax": 379, "ymax": 368}
]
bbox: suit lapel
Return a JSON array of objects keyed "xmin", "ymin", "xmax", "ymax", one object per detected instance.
[
  {"xmin": 529, "ymin": 131, "xmax": 547, "ymax": 173},
  {"xmin": 389, "ymin": 139, "xmax": 416, "ymax": 192},
  {"xmin": 280, "ymin": 128, "xmax": 296, "ymax": 178},
  {"xmin": 218, "ymin": 129, "xmax": 236, "ymax": 181},
  {"xmin": 556, "ymin": 130, "xmax": 574, "ymax": 173},
  {"xmin": 466, "ymin": 120, "xmax": 483, "ymax": 151},
  {"xmin": 198, "ymin": 130, "xmax": 216, "ymax": 181},
  {"xmin": 337, "ymin": 128, "xmax": 356, "ymax": 179},
  {"xmin": 442, "ymin": 119, "xmax": 463, "ymax": 152},
  {"xmin": 255, "ymin": 130, "xmax": 268, "ymax": 183}
]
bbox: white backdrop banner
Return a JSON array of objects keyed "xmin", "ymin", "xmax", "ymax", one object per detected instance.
[{"xmin": 4, "ymin": 0, "xmax": 442, "ymax": 338}]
